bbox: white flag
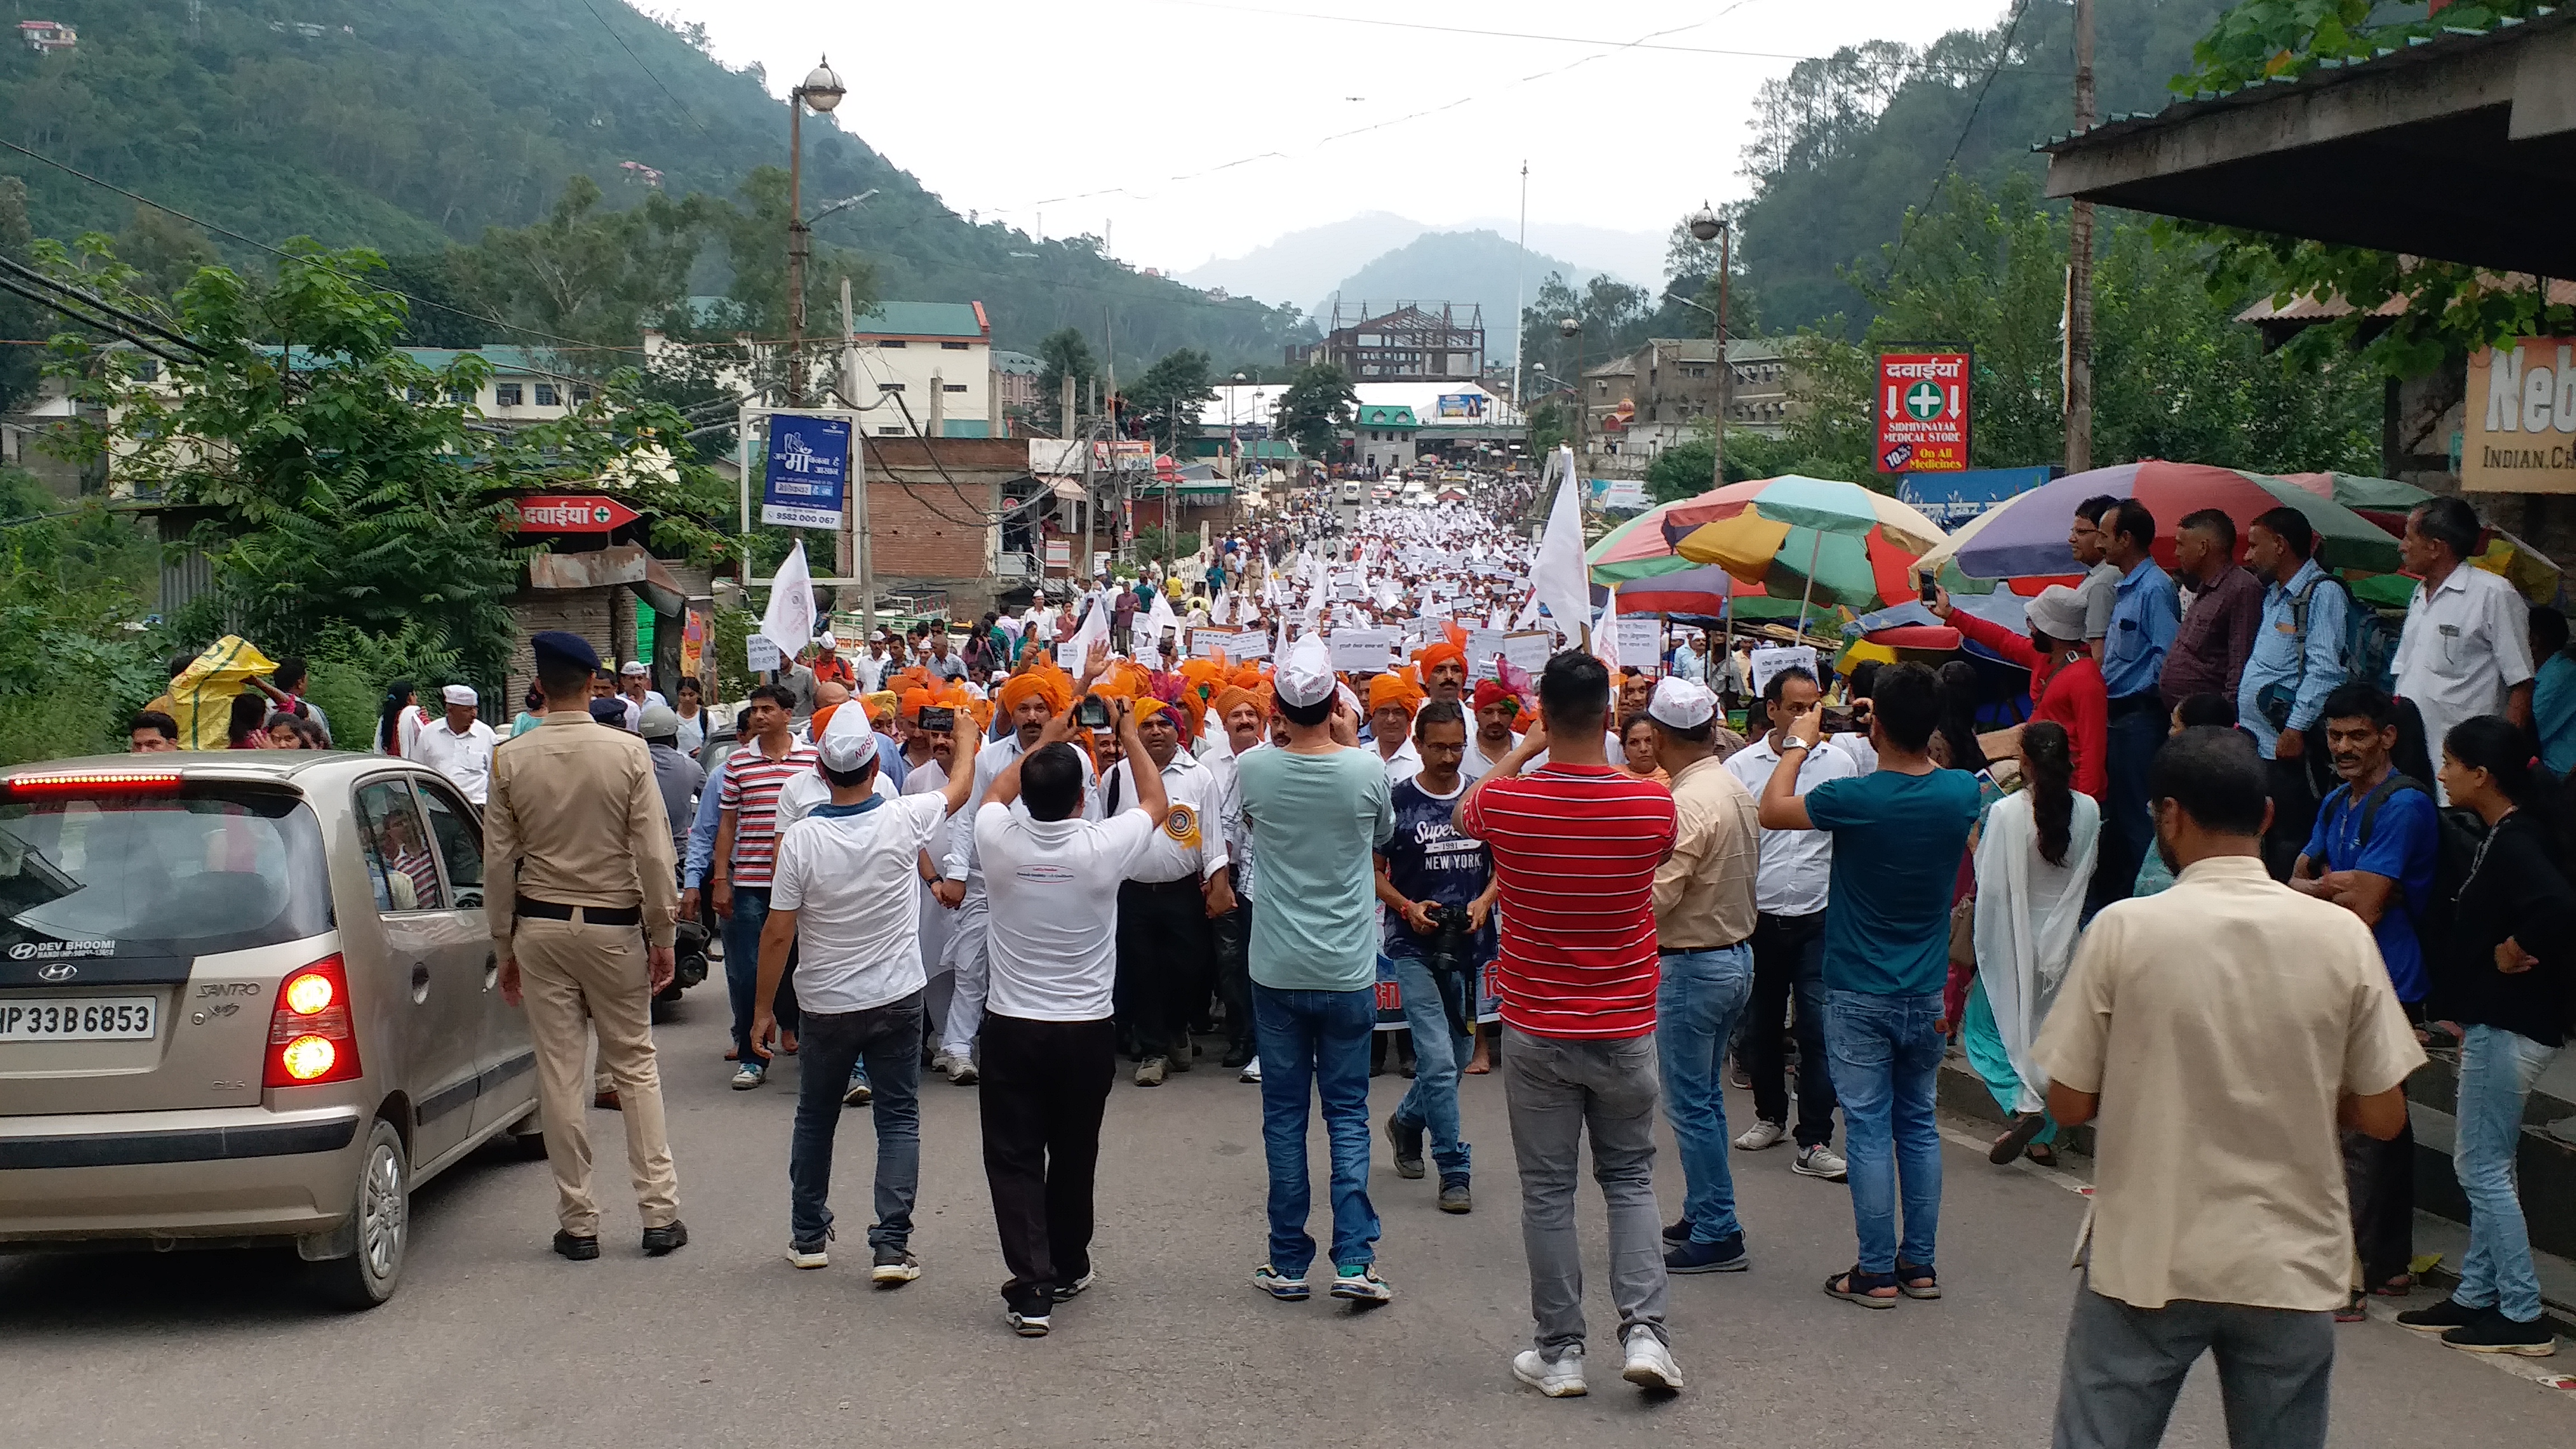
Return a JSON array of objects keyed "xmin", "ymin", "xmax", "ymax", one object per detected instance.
[
  {"xmin": 1593, "ymin": 588, "xmax": 1622, "ymax": 674},
  {"xmin": 1527, "ymin": 445, "xmax": 1591, "ymax": 648},
  {"xmin": 757, "ymin": 539, "xmax": 816, "ymax": 666}
]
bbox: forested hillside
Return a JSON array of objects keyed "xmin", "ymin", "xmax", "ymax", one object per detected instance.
[
  {"xmin": 1735, "ymin": 0, "xmax": 2231, "ymax": 332},
  {"xmin": 0, "ymin": 0, "xmax": 1300, "ymax": 367}
]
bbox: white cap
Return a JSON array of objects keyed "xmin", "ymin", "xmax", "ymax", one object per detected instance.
[
  {"xmin": 1276, "ymin": 632, "xmax": 1336, "ymax": 708},
  {"xmin": 1646, "ymin": 676, "xmax": 1717, "ymax": 730},
  {"xmin": 815, "ymin": 703, "xmax": 880, "ymax": 773},
  {"xmin": 440, "ymin": 684, "xmax": 478, "ymax": 707},
  {"xmin": 816, "ymin": 629, "xmax": 839, "ymax": 650},
  {"xmin": 620, "ymin": 660, "xmax": 650, "ymax": 676}
]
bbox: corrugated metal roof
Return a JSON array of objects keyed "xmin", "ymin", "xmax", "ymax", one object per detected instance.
[
  {"xmin": 849, "ymin": 300, "xmax": 989, "ymax": 340},
  {"xmin": 2235, "ymin": 276, "xmax": 2576, "ymax": 325},
  {"xmin": 2035, "ymin": 6, "xmax": 2572, "ymax": 155}
]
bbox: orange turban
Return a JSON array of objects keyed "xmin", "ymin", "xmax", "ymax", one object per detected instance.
[
  {"xmin": 863, "ymin": 690, "xmax": 898, "ymax": 725},
  {"xmin": 808, "ymin": 701, "xmax": 844, "ymax": 738},
  {"xmin": 1414, "ymin": 640, "xmax": 1466, "ymax": 673},
  {"xmin": 1231, "ymin": 664, "xmax": 1268, "ymax": 691},
  {"xmin": 899, "ymin": 688, "xmax": 935, "ymax": 720},
  {"xmin": 997, "ymin": 671, "xmax": 1068, "ymax": 716},
  {"xmin": 1368, "ymin": 673, "xmax": 1423, "ymax": 717},
  {"xmin": 1212, "ymin": 685, "xmax": 1263, "ymax": 721},
  {"xmin": 892, "ymin": 666, "xmax": 932, "ymax": 696},
  {"xmin": 1131, "ymin": 696, "xmax": 1173, "ymax": 723}
]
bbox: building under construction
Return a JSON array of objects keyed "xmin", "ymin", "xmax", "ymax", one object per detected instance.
[{"xmin": 1291, "ymin": 301, "xmax": 1485, "ymax": 382}]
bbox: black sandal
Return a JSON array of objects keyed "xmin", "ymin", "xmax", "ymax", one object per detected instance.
[
  {"xmin": 1825, "ymin": 1266, "xmax": 1900, "ymax": 1309},
  {"xmin": 1896, "ymin": 1261, "xmax": 1941, "ymax": 1299},
  {"xmin": 2025, "ymin": 1142, "xmax": 2059, "ymax": 1168}
]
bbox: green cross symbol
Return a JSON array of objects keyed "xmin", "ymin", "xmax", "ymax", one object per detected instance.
[{"xmin": 1903, "ymin": 381, "xmax": 1945, "ymax": 421}]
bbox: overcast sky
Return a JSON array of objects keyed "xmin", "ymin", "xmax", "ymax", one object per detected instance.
[{"xmin": 657, "ymin": 0, "xmax": 2028, "ymax": 277}]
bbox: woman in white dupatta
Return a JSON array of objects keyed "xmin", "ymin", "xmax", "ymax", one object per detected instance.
[{"xmin": 1963, "ymin": 721, "xmax": 2098, "ymax": 1166}]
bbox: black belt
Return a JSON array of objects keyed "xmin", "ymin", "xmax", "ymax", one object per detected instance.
[
  {"xmin": 518, "ymin": 898, "xmax": 643, "ymax": 926},
  {"xmin": 1123, "ymin": 876, "xmax": 1204, "ymax": 896}
]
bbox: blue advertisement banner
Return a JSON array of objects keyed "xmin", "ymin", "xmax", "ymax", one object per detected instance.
[{"xmin": 762, "ymin": 414, "xmax": 850, "ymax": 529}]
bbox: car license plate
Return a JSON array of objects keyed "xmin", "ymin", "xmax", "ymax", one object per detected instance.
[{"xmin": 0, "ymin": 997, "xmax": 157, "ymax": 1041}]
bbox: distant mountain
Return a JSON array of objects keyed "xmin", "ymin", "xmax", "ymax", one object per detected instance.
[
  {"xmin": 1185, "ymin": 212, "xmax": 1663, "ymax": 318},
  {"xmin": 1312, "ymin": 230, "xmax": 1580, "ymax": 344},
  {"xmin": 1178, "ymin": 212, "xmax": 1431, "ymax": 314},
  {"xmin": 0, "ymin": 0, "xmax": 1299, "ymax": 371}
]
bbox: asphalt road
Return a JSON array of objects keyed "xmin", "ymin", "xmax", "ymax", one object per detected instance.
[{"xmin": 7, "ymin": 994, "xmax": 2571, "ymax": 1449}]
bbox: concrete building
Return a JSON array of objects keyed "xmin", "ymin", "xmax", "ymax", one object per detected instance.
[
  {"xmin": 1351, "ymin": 403, "xmax": 1419, "ymax": 472},
  {"xmin": 1618, "ymin": 337, "xmax": 1801, "ymax": 456},
  {"xmin": 840, "ymin": 301, "xmax": 997, "ymax": 439},
  {"xmin": 992, "ymin": 348, "xmax": 1042, "ymax": 428}
]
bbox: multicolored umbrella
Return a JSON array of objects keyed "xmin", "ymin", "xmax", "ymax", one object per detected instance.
[
  {"xmin": 2275, "ymin": 471, "xmax": 2563, "ymax": 605},
  {"xmin": 1612, "ymin": 566, "xmax": 1817, "ymax": 621},
  {"xmin": 1587, "ymin": 491, "xmax": 1722, "ymax": 584},
  {"xmin": 1916, "ymin": 460, "xmax": 2401, "ymax": 585},
  {"xmin": 1667, "ymin": 475, "xmax": 1944, "ymax": 613}
]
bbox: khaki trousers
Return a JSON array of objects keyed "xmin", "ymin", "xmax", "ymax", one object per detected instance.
[{"xmin": 514, "ymin": 917, "xmax": 679, "ymax": 1234}]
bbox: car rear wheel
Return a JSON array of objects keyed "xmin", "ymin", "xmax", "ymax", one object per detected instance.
[{"xmin": 312, "ymin": 1118, "xmax": 408, "ymax": 1310}]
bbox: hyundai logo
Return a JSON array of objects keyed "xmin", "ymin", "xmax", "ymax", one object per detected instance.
[{"xmin": 34, "ymin": 963, "xmax": 78, "ymax": 982}]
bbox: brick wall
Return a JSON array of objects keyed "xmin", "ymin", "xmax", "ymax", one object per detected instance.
[
  {"xmin": 860, "ymin": 437, "xmax": 1015, "ymax": 616},
  {"xmin": 504, "ymin": 585, "xmax": 614, "ymax": 714}
]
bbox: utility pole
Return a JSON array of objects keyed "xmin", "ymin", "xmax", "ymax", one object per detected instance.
[
  {"xmin": 1688, "ymin": 202, "xmax": 1731, "ymax": 489},
  {"xmin": 2064, "ymin": 0, "xmax": 2095, "ymax": 473}
]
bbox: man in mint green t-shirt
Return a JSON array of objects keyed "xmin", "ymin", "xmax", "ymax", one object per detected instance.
[{"xmin": 1234, "ymin": 635, "xmax": 1396, "ymax": 1307}]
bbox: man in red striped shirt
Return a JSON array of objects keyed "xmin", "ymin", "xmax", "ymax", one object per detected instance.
[
  {"xmin": 712, "ymin": 684, "xmax": 821, "ymax": 1089},
  {"xmin": 1457, "ymin": 650, "xmax": 1683, "ymax": 1399}
]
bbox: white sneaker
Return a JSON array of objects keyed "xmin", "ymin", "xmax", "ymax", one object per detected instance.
[
  {"xmin": 1793, "ymin": 1143, "xmax": 1849, "ymax": 1180},
  {"xmin": 784, "ymin": 1242, "xmax": 830, "ymax": 1270},
  {"xmin": 945, "ymin": 1053, "xmax": 979, "ymax": 1086},
  {"xmin": 730, "ymin": 1063, "xmax": 765, "ymax": 1090},
  {"xmin": 1621, "ymin": 1329, "xmax": 1683, "ymax": 1393},
  {"xmin": 1512, "ymin": 1347, "xmax": 1588, "ymax": 1397},
  {"xmin": 1238, "ymin": 1055, "xmax": 1262, "ymax": 1083},
  {"xmin": 1008, "ymin": 1309, "xmax": 1051, "ymax": 1337},
  {"xmin": 1734, "ymin": 1119, "xmax": 1789, "ymax": 1151}
]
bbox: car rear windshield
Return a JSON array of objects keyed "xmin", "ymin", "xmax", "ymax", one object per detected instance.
[{"xmin": 0, "ymin": 784, "xmax": 333, "ymax": 960}]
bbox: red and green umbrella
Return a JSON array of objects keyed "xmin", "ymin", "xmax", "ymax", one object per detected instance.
[
  {"xmin": 1666, "ymin": 475, "xmax": 1944, "ymax": 613},
  {"xmin": 2274, "ymin": 471, "xmax": 2563, "ymax": 606}
]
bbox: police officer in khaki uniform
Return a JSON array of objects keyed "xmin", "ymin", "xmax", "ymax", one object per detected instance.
[{"xmin": 487, "ymin": 630, "xmax": 688, "ymax": 1260}]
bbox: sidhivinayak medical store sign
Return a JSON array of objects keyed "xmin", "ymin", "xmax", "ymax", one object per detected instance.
[{"xmin": 2465, "ymin": 338, "xmax": 2576, "ymax": 493}]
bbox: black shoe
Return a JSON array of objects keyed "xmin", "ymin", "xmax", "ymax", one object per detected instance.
[
  {"xmin": 1662, "ymin": 1218, "xmax": 1690, "ymax": 1244},
  {"xmin": 2441, "ymin": 1312, "xmax": 2558, "ymax": 1356},
  {"xmin": 552, "ymin": 1230, "xmax": 600, "ymax": 1261},
  {"xmin": 1384, "ymin": 1113, "xmax": 1425, "ymax": 1178},
  {"xmin": 1220, "ymin": 1044, "xmax": 1253, "ymax": 1070},
  {"xmin": 2395, "ymin": 1297, "xmax": 2487, "ymax": 1333},
  {"xmin": 640, "ymin": 1221, "xmax": 689, "ymax": 1256}
]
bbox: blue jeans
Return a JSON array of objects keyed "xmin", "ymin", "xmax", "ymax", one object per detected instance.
[
  {"xmin": 788, "ymin": 993, "xmax": 924, "ymax": 1252},
  {"xmin": 2090, "ymin": 703, "xmax": 2161, "ymax": 916},
  {"xmin": 720, "ymin": 887, "xmax": 797, "ymax": 1066},
  {"xmin": 1658, "ymin": 944, "xmax": 1754, "ymax": 1246},
  {"xmin": 1824, "ymin": 988, "xmax": 1945, "ymax": 1273},
  {"xmin": 1389, "ymin": 953, "xmax": 1474, "ymax": 1179},
  {"xmin": 2452, "ymin": 1024, "xmax": 2561, "ymax": 1323},
  {"xmin": 1253, "ymin": 982, "xmax": 1380, "ymax": 1276}
]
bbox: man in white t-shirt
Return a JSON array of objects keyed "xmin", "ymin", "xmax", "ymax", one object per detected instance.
[
  {"xmin": 749, "ymin": 708, "xmax": 978, "ymax": 1284},
  {"xmin": 1719, "ymin": 664, "xmax": 1853, "ymax": 1178},
  {"xmin": 973, "ymin": 699, "xmax": 1169, "ymax": 1337},
  {"xmin": 414, "ymin": 684, "xmax": 499, "ymax": 804}
]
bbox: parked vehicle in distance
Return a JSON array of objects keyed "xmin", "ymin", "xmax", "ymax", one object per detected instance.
[
  {"xmin": 1338, "ymin": 480, "xmax": 1364, "ymax": 504},
  {"xmin": 0, "ymin": 753, "xmax": 542, "ymax": 1308}
]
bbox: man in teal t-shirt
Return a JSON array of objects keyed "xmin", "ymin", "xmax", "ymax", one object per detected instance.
[
  {"xmin": 1233, "ymin": 634, "xmax": 1397, "ymax": 1305},
  {"xmin": 1752, "ymin": 661, "xmax": 1978, "ymax": 1307}
]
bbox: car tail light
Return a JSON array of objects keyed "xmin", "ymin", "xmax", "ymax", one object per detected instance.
[
  {"xmin": 263, "ymin": 953, "xmax": 362, "ymax": 1088},
  {"xmin": 3, "ymin": 770, "xmax": 184, "ymax": 797}
]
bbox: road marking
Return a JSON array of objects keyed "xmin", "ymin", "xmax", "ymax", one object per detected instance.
[{"xmin": 1935, "ymin": 1122, "xmax": 2572, "ymax": 1394}]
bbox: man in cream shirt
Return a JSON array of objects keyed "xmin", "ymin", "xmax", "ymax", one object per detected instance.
[{"xmin": 2034, "ymin": 726, "xmax": 2423, "ymax": 1449}]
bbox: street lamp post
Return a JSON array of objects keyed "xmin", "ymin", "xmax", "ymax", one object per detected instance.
[
  {"xmin": 784, "ymin": 58, "xmax": 846, "ymax": 408},
  {"xmin": 1687, "ymin": 202, "xmax": 1730, "ymax": 490},
  {"xmin": 1557, "ymin": 316, "xmax": 1583, "ymax": 460}
]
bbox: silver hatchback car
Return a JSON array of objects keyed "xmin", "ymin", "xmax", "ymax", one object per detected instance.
[{"xmin": 0, "ymin": 752, "xmax": 540, "ymax": 1307}]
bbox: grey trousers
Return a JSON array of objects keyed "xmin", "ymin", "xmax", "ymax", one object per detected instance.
[
  {"xmin": 2052, "ymin": 1275, "xmax": 2334, "ymax": 1449},
  {"xmin": 1503, "ymin": 1026, "xmax": 1668, "ymax": 1355}
]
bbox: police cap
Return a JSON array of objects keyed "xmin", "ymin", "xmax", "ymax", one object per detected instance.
[{"xmin": 530, "ymin": 629, "xmax": 600, "ymax": 673}]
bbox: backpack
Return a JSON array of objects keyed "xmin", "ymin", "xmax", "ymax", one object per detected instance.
[
  {"xmin": 2256, "ymin": 572, "xmax": 2397, "ymax": 727},
  {"xmin": 2350, "ymin": 773, "xmax": 2486, "ymax": 992}
]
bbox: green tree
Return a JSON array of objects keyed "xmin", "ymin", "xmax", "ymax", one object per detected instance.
[
  {"xmin": 1274, "ymin": 363, "xmax": 1357, "ymax": 461},
  {"xmin": 0, "ymin": 177, "xmax": 40, "ymax": 413},
  {"xmin": 111, "ymin": 203, "xmax": 219, "ymax": 302},
  {"xmin": 1642, "ymin": 427, "xmax": 1810, "ymax": 503},
  {"xmin": 41, "ymin": 236, "xmax": 736, "ymax": 682},
  {"xmin": 1126, "ymin": 348, "xmax": 1216, "ymax": 458},
  {"xmin": 456, "ymin": 174, "xmax": 714, "ymax": 356},
  {"xmin": 1035, "ymin": 327, "xmax": 1098, "ymax": 433}
]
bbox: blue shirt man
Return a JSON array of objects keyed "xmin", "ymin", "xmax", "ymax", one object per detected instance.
[
  {"xmin": 2099, "ymin": 555, "xmax": 2179, "ymax": 701},
  {"xmin": 2237, "ymin": 555, "xmax": 2350, "ymax": 760},
  {"xmin": 2291, "ymin": 686, "xmax": 2436, "ymax": 1004}
]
